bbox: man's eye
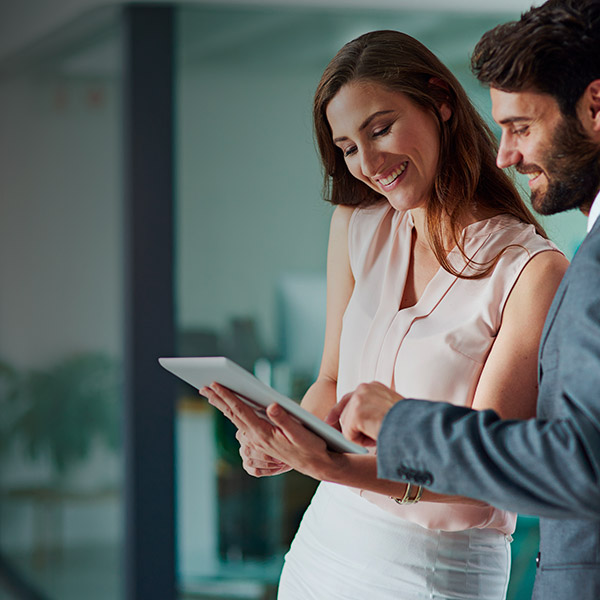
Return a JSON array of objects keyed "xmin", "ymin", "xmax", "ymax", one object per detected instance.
[{"xmin": 513, "ymin": 127, "xmax": 529, "ymax": 136}]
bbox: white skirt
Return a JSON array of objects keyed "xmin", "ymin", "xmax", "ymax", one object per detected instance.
[{"xmin": 278, "ymin": 482, "xmax": 511, "ymax": 600}]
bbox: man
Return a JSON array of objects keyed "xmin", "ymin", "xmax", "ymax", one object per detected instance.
[{"xmin": 332, "ymin": 1, "xmax": 600, "ymax": 598}]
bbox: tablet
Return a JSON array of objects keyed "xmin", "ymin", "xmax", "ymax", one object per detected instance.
[{"xmin": 158, "ymin": 356, "xmax": 367, "ymax": 455}]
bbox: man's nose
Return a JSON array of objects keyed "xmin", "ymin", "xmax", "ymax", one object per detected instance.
[{"xmin": 496, "ymin": 136, "xmax": 522, "ymax": 169}]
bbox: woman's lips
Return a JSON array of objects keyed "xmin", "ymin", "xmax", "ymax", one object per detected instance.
[{"xmin": 378, "ymin": 161, "xmax": 408, "ymax": 190}]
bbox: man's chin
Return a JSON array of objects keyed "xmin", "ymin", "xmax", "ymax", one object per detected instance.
[
  {"xmin": 530, "ymin": 185, "xmax": 587, "ymax": 216},
  {"xmin": 531, "ymin": 194, "xmax": 565, "ymax": 216},
  {"xmin": 530, "ymin": 190, "xmax": 566, "ymax": 216},
  {"xmin": 530, "ymin": 190, "xmax": 553, "ymax": 216}
]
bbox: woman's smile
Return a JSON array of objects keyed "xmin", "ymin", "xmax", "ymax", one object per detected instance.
[{"xmin": 377, "ymin": 161, "xmax": 409, "ymax": 190}]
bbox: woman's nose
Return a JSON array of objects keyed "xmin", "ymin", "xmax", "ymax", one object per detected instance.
[{"xmin": 360, "ymin": 147, "xmax": 384, "ymax": 178}]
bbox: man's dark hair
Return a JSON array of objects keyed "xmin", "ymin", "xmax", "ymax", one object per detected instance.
[{"xmin": 471, "ymin": 0, "xmax": 600, "ymax": 117}]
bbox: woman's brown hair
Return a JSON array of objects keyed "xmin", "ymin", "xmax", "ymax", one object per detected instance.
[{"xmin": 313, "ymin": 30, "xmax": 546, "ymax": 278}]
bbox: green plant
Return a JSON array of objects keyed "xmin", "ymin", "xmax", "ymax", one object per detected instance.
[{"xmin": 6, "ymin": 352, "xmax": 120, "ymax": 474}]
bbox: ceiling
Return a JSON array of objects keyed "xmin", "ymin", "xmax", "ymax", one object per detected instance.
[
  {"xmin": 0, "ymin": 4, "xmax": 527, "ymax": 87},
  {"xmin": 0, "ymin": 0, "xmax": 542, "ymax": 64}
]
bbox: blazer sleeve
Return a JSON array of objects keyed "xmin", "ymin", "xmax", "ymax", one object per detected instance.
[{"xmin": 377, "ymin": 234, "xmax": 600, "ymax": 520}]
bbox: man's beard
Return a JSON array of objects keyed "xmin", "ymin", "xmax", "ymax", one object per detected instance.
[{"xmin": 519, "ymin": 114, "xmax": 600, "ymax": 216}]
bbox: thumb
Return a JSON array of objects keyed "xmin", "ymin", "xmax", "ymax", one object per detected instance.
[
  {"xmin": 266, "ymin": 403, "xmax": 299, "ymax": 430},
  {"xmin": 266, "ymin": 403, "xmax": 309, "ymax": 445}
]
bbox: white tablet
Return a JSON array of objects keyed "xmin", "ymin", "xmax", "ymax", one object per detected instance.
[{"xmin": 159, "ymin": 356, "xmax": 367, "ymax": 455}]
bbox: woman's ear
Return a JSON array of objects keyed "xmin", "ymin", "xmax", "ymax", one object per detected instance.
[
  {"xmin": 438, "ymin": 102, "xmax": 452, "ymax": 122},
  {"xmin": 429, "ymin": 77, "xmax": 452, "ymax": 122}
]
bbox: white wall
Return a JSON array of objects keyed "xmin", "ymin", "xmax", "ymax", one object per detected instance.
[
  {"xmin": 176, "ymin": 63, "xmax": 331, "ymax": 350},
  {"xmin": 0, "ymin": 75, "xmax": 123, "ymax": 369}
]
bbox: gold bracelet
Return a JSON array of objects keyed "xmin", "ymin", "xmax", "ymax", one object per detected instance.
[{"xmin": 391, "ymin": 483, "xmax": 423, "ymax": 505}]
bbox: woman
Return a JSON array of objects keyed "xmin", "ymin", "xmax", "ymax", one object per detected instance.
[{"xmin": 203, "ymin": 30, "xmax": 568, "ymax": 599}]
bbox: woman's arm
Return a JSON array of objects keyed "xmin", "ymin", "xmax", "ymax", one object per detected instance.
[
  {"xmin": 299, "ymin": 204, "xmax": 355, "ymax": 419},
  {"xmin": 470, "ymin": 249, "xmax": 568, "ymax": 417}
]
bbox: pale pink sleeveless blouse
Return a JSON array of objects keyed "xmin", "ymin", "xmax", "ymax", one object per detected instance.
[{"xmin": 337, "ymin": 203, "xmax": 560, "ymax": 534}]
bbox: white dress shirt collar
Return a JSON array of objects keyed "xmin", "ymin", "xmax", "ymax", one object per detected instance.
[{"xmin": 588, "ymin": 190, "xmax": 600, "ymax": 233}]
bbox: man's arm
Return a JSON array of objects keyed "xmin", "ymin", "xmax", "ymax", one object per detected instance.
[{"xmin": 377, "ymin": 401, "xmax": 600, "ymax": 519}]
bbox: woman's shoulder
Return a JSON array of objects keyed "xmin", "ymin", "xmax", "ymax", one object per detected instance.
[
  {"xmin": 503, "ymin": 247, "xmax": 569, "ymax": 319},
  {"xmin": 345, "ymin": 199, "xmax": 390, "ymax": 218},
  {"xmin": 347, "ymin": 200, "xmax": 407, "ymax": 231},
  {"xmin": 332, "ymin": 201, "xmax": 392, "ymax": 240},
  {"xmin": 474, "ymin": 214, "xmax": 561, "ymax": 254},
  {"xmin": 331, "ymin": 204, "xmax": 356, "ymax": 229},
  {"xmin": 518, "ymin": 246, "xmax": 570, "ymax": 281},
  {"xmin": 335, "ymin": 201, "xmax": 407, "ymax": 273},
  {"xmin": 499, "ymin": 216, "xmax": 569, "ymax": 300},
  {"xmin": 458, "ymin": 213, "xmax": 568, "ymax": 284}
]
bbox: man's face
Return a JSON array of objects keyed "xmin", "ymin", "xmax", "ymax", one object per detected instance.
[{"xmin": 490, "ymin": 88, "xmax": 600, "ymax": 215}]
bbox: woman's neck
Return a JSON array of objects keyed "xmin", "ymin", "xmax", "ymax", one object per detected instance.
[
  {"xmin": 409, "ymin": 203, "xmax": 500, "ymax": 253},
  {"xmin": 409, "ymin": 208, "xmax": 453, "ymax": 253}
]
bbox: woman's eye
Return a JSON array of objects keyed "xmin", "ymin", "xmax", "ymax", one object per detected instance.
[
  {"xmin": 374, "ymin": 124, "xmax": 391, "ymax": 137},
  {"xmin": 343, "ymin": 146, "xmax": 357, "ymax": 157}
]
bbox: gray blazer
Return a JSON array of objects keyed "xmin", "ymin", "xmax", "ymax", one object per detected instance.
[{"xmin": 377, "ymin": 219, "xmax": 600, "ymax": 599}]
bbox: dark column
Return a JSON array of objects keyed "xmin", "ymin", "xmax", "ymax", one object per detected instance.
[{"xmin": 122, "ymin": 6, "xmax": 176, "ymax": 600}]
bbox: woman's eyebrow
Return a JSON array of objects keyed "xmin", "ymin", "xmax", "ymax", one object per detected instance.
[{"xmin": 333, "ymin": 110, "xmax": 395, "ymax": 143}]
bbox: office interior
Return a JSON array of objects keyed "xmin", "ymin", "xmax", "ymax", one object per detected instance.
[{"xmin": 0, "ymin": 1, "xmax": 588, "ymax": 599}]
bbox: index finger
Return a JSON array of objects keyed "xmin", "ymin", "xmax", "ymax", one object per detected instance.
[{"xmin": 324, "ymin": 393, "xmax": 352, "ymax": 428}]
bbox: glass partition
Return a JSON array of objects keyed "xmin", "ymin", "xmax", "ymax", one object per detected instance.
[
  {"xmin": 174, "ymin": 5, "xmax": 586, "ymax": 600},
  {"xmin": 0, "ymin": 9, "xmax": 125, "ymax": 600}
]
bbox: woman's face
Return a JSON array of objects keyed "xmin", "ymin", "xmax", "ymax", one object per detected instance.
[{"xmin": 326, "ymin": 80, "xmax": 449, "ymax": 212}]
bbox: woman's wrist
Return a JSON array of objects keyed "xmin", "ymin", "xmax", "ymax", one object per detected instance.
[{"xmin": 314, "ymin": 451, "xmax": 375, "ymax": 486}]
